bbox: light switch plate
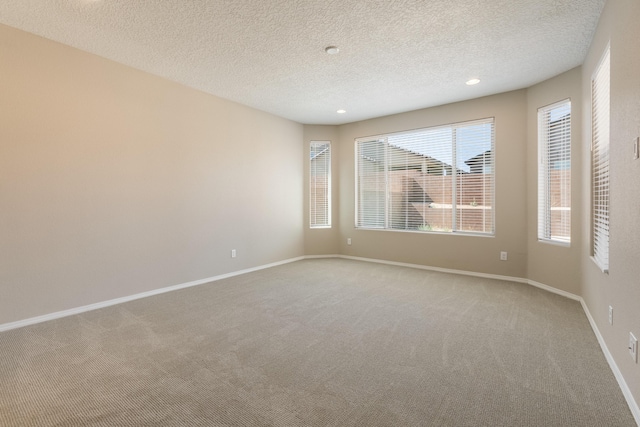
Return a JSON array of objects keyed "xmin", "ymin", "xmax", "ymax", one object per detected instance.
[{"xmin": 634, "ymin": 137, "xmax": 639, "ymax": 160}]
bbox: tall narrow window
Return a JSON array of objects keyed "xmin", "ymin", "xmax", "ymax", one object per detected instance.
[
  {"xmin": 591, "ymin": 46, "xmax": 610, "ymax": 272},
  {"xmin": 310, "ymin": 141, "xmax": 331, "ymax": 228},
  {"xmin": 538, "ymin": 99, "xmax": 571, "ymax": 244},
  {"xmin": 356, "ymin": 118, "xmax": 494, "ymax": 235}
]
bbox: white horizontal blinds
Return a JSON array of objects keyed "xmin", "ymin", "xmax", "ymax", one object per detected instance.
[
  {"xmin": 455, "ymin": 119, "xmax": 495, "ymax": 234},
  {"xmin": 355, "ymin": 118, "xmax": 494, "ymax": 235},
  {"xmin": 592, "ymin": 46, "xmax": 610, "ymax": 272},
  {"xmin": 309, "ymin": 141, "xmax": 331, "ymax": 228},
  {"xmin": 538, "ymin": 100, "xmax": 571, "ymax": 243},
  {"xmin": 356, "ymin": 139, "xmax": 386, "ymax": 228},
  {"xmin": 386, "ymin": 126, "xmax": 453, "ymax": 231}
]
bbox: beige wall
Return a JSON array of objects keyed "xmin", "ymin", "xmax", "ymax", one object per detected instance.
[
  {"xmin": 303, "ymin": 22, "xmax": 640, "ymax": 406},
  {"xmin": 0, "ymin": 24, "xmax": 304, "ymax": 325},
  {"xmin": 334, "ymin": 91, "xmax": 529, "ymax": 278},
  {"xmin": 526, "ymin": 67, "xmax": 583, "ymax": 295},
  {"xmin": 305, "ymin": 0, "xmax": 640, "ymax": 408},
  {"xmin": 580, "ymin": 0, "xmax": 640, "ymax": 411},
  {"xmin": 3, "ymin": 0, "xmax": 639, "ymax": 414}
]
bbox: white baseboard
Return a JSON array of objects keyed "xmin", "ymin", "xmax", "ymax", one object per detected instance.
[
  {"xmin": 1, "ymin": 254, "xmax": 574, "ymax": 332},
  {"xmin": 2, "ymin": 254, "xmax": 637, "ymax": 424},
  {"xmin": 526, "ymin": 278, "xmax": 582, "ymax": 301},
  {"xmin": 335, "ymin": 254, "xmax": 581, "ymax": 300},
  {"xmin": 303, "ymin": 254, "xmax": 341, "ymax": 259},
  {"xmin": 0, "ymin": 256, "xmax": 304, "ymax": 333},
  {"xmin": 333, "ymin": 255, "xmax": 638, "ymax": 423},
  {"xmin": 580, "ymin": 299, "xmax": 640, "ymax": 425}
]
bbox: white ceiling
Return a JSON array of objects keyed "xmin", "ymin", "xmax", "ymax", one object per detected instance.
[{"xmin": 0, "ymin": 0, "xmax": 605, "ymax": 125}]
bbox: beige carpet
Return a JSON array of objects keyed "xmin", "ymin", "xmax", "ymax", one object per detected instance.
[{"xmin": 0, "ymin": 258, "xmax": 636, "ymax": 426}]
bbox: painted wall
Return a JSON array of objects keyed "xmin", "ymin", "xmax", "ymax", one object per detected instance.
[
  {"xmin": 526, "ymin": 67, "xmax": 583, "ymax": 295},
  {"xmin": 2, "ymin": 0, "xmax": 639, "ymax": 415},
  {"xmin": 303, "ymin": 0, "xmax": 640, "ymax": 409},
  {"xmin": 303, "ymin": 125, "xmax": 340, "ymax": 256},
  {"xmin": 335, "ymin": 91, "xmax": 529, "ymax": 279},
  {"xmin": 580, "ymin": 0, "xmax": 640, "ymax": 413},
  {"xmin": 300, "ymin": 2, "xmax": 640, "ymax": 411},
  {"xmin": 0, "ymin": 24, "xmax": 304, "ymax": 325}
]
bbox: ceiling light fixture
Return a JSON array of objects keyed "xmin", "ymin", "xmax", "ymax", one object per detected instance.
[
  {"xmin": 325, "ymin": 46, "xmax": 340, "ymax": 55},
  {"xmin": 466, "ymin": 78, "xmax": 481, "ymax": 86},
  {"xmin": 337, "ymin": 109, "xmax": 346, "ymax": 114}
]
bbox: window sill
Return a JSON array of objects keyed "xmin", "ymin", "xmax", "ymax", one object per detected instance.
[
  {"xmin": 590, "ymin": 256, "xmax": 609, "ymax": 274},
  {"xmin": 538, "ymin": 238, "xmax": 570, "ymax": 247},
  {"xmin": 354, "ymin": 227, "xmax": 494, "ymax": 238}
]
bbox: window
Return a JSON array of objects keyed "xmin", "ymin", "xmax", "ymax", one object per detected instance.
[
  {"xmin": 356, "ymin": 118, "xmax": 494, "ymax": 235},
  {"xmin": 538, "ymin": 99, "xmax": 571, "ymax": 244},
  {"xmin": 591, "ymin": 46, "xmax": 610, "ymax": 272},
  {"xmin": 310, "ymin": 141, "xmax": 331, "ymax": 228}
]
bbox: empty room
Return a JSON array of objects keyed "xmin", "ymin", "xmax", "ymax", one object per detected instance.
[{"xmin": 1, "ymin": 0, "xmax": 639, "ymax": 425}]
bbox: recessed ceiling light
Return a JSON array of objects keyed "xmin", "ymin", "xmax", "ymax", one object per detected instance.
[
  {"xmin": 325, "ymin": 46, "xmax": 340, "ymax": 55},
  {"xmin": 337, "ymin": 109, "xmax": 346, "ymax": 114},
  {"xmin": 466, "ymin": 78, "xmax": 481, "ymax": 86}
]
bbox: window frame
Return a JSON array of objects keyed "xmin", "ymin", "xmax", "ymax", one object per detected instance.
[
  {"xmin": 590, "ymin": 45, "xmax": 610, "ymax": 273},
  {"xmin": 354, "ymin": 118, "xmax": 495, "ymax": 236},
  {"xmin": 537, "ymin": 98, "xmax": 572, "ymax": 246},
  {"xmin": 309, "ymin": 140, "xmax": 331, "ymax": 229}
]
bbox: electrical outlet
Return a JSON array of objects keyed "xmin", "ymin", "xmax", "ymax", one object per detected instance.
[
  {"xmin": 609, "ymin": 306, "xmax": 613, "ymax": 325},
  {"xmin": 231, "ymin": 249, "xmax": 237, "ymax": 258},
  {"xmin": 500, "ymin": 251, "xmax": 508, "ymax": 261},
  {"xmin": 347, "ymin": 238, "xmax": 352, "ymax": 245},
  {"xmin": 630, "ymin": 333, "xmax": 638, "ymax": 363}
]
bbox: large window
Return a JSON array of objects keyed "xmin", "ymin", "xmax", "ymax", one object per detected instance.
[
  {"xmin": 356, "ymin": 118, "xmax": 494, "ymax": 235},
  {"xmin": 538, "ymin": 99, "xmax": 571, "ymax": 244},
  {"xmin": 310, "ymin": 141, "xmax": 331, "ymax": 228},
  {"xmin": 591, "ymin": 46, "xmax": 610, "ymax": 272}
]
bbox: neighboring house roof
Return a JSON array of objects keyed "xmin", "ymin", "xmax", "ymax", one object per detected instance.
[
  {"xmin": 360, "ymin": 143, "xmax": 456, "ymax": 173},
  {"xmin": 310, "ymin": 145, "xmax": 329, "ymax": 161},
  {"xmin": 464, "ymin": 150, "xmax": 493, "ymax": 167}
]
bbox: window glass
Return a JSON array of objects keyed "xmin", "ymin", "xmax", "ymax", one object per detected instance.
[
  {"xmin": 538, "ymin": 99, "xmax": 571, "ymax": 244},
  {"xmin": 310, "ymin": 141, "xmax": 331, "ymax": 228},
  {"xmin": 356, "ymin": 118, "xmax": 494, "ymax": 235},
  {"xmin": 591, "ymin": 46, "xmax": 610, "ymax": 273}
]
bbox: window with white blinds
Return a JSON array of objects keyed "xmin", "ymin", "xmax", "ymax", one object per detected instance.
[
  {"xmin": 356, "ymin": 118, "xmax": 494, "ymax": 235},
  {"xmin": 310, "ymin": 141, "xmax": 331, "ymax": 228},
  {"xmin": 538, "ymin": 99, "xmax": 571, "ymax": 244},
  {"xmin": 591, "ymin": 46, "xmax": 610, "ymax": 272}
]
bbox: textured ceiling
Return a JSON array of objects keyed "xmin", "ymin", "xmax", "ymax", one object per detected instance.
[{"xmin": 0, "ymin": 0, "xmax": 605, "ymax": 125}]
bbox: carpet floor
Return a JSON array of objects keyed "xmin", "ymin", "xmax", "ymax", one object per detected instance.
[{"xmin": 0, "ymin": 258, "xmax": 636, "ymax": 426}]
